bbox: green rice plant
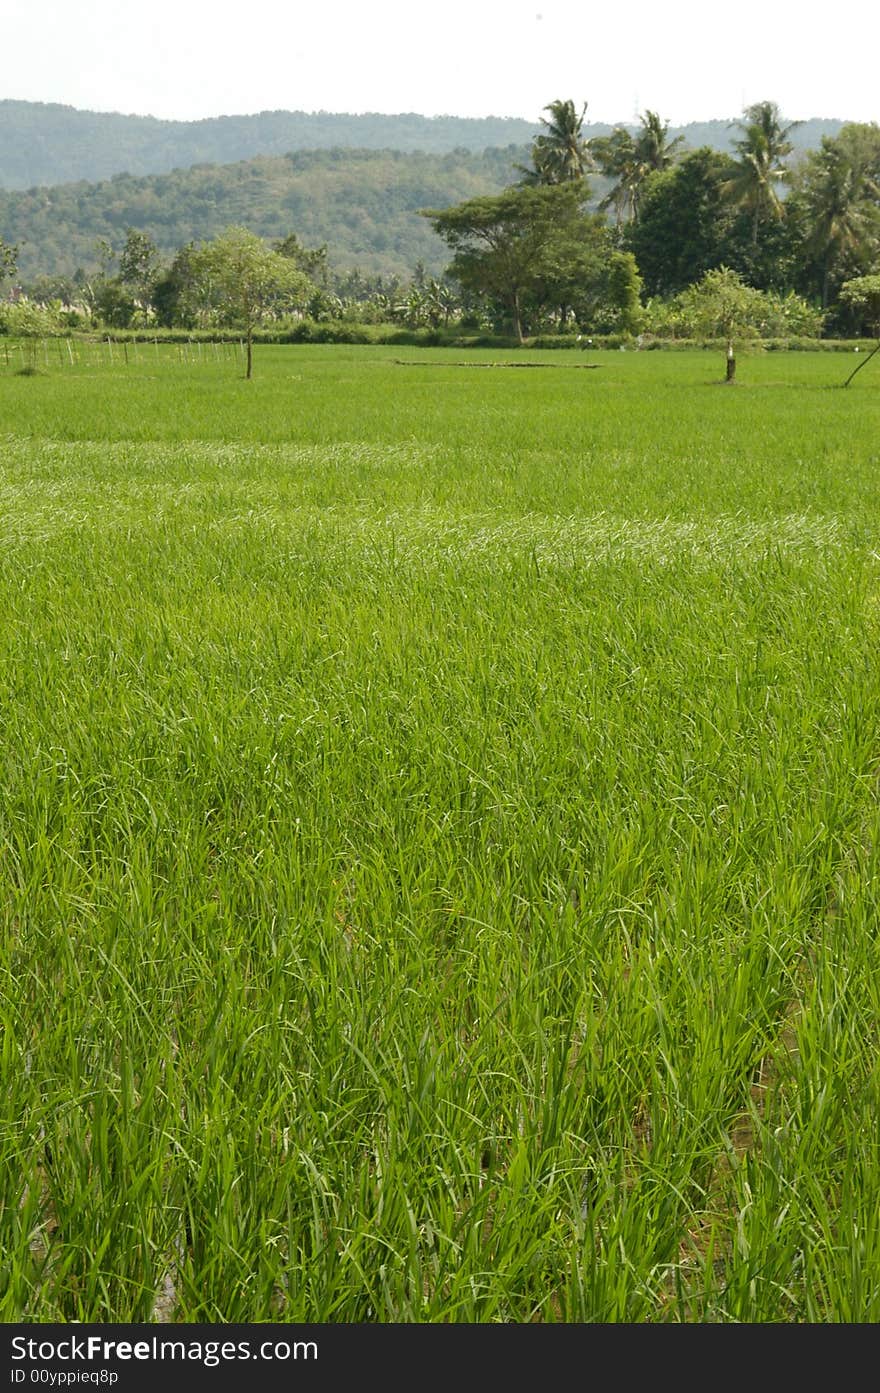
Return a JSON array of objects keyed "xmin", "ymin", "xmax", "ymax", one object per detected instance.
[{"xmin": 1, "ymin": 346, "xmax": 879, "ymax": 1320}]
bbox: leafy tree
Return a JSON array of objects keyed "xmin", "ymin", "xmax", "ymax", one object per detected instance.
[
  {"xmin": 189, "ymin": 226, "xmax": 310, "ymax": 377},
  {"xmin": 0, "ymin": 237, "xmax": 18, "ymax": 294},
  {"xmin": 627, "ymin": 148, "xmax": 737, "ymax": 296},
  {"xmin": 0, "ymin": 299, "xmax": 61, "ymax": 371},
  {"xmin": 723, "ymin": 102, "xmax": 800, "ymax": 247},
  {"xmin": 118, "ymin": 229, "xmax": 161, "ymax": 313},
  {"xmin": 677, "ymin": 266, "xmax": 774, "ymax": 380},
  {"xmin": 92, "ymin": 279, "xmax": 138, "ymax": 328},
  {"xmin": 839, "ymin": 273, "xmax": 880, "ymax": 336},
  {"xmin": 599, "ymin": 251, "xmax": 644, "ymax": 334},
  {"xmin": 840, "ymin": 274, "xmax": 880, "ymax": 384},
  {"xmin": 424, "ymin": 183, "xmax": 597, "ymax": 342},
  {"xmin": 519, "ymin": 100, "xmax": 593, "ymax": 186},
  {"xmin": 152, "ymin": 243, "xmax": 202, "ymax": 327},
  {"xmin": 274, "ymin": 232, "xmax": 329, "ymax": 286}
]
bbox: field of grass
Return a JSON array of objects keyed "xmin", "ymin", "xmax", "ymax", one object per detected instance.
[{"xmin": 1, "ymin": 344, "xmax": 879, "ymax": 1321}]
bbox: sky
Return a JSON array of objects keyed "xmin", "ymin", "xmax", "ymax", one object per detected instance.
[{"xmin": 4, "ymin": 0, "xmax": 879, "ymax": 127}]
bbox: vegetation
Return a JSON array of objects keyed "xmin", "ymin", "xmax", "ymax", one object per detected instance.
[
  {"xmin": 0, "ymin": 148, "xmax": 523, "ymax": 283},
  {"xmin": 1, "ymin": 100, "xmax": 878, "ymax": 354},
  {"xmin": 0, "ymin": 100, "xmax": 845, "ymax": 192},
  {"xmin": 518, "ymin": 100, "xmax": 594, "ymax": 185},
  {"xmin": 2, "ymin": 345, "xmax": 880, "ymax": 1321},
  {"xmin": 423, "ymin": 184, "xmax": 605, "ymax": 343},
  {"xmin": 0, "ymin": 235, "xmax": 16, "ymax": 290},
  {"xmin": 187, "ymin": 226, "xmax": 310, "ymax": 377}
]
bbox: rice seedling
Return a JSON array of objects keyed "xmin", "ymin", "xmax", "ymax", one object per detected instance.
[{"xmin": 0, "ymin": 346, "xmax": 878, "ymax": 1320}]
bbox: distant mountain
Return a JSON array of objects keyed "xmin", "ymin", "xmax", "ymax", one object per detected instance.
[
  {"xmin": 0, "ymin": 101, "xmax": 845, "ymax": 192},
  {"xmin": 0, "ymin": 147, "xmax": 525, "ymax": 283},
  {"xmin": 0, "ymin": 102, "xmax": 542, "ymax": 189}
]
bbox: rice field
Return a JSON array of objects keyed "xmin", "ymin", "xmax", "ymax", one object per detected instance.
[{"xmin": 1, "ymin": 344, "xmax": 879, "ymax": 1321}]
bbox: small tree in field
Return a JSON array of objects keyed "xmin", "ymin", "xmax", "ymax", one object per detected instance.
[
  {"xmin": 679, "ymin": 266, "xmax": 771, "ymax": 381},
  {"xmin": 839, "ymin": 274, "xmax": 880, "ymax": 385},
  {"xmin": 191, "ymin": 227, "xmax": 310, "ymax": 378},
  {"xmin": 0, "ymin": 300, "xmax": 60, "ymax": 373}
]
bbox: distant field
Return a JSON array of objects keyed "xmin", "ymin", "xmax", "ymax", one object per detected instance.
[{"xmin": 1, "ymin": 346, "xmax": 879, "ymax": 1320}]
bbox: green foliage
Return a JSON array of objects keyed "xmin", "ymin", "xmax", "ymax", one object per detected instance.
[
  {"xmin": 424, "ymin": 183, "xmax": 605, "ymax": 342},
  {"xmin": 118, "ymin": 229, "xmax": 160, "ymax": 312},
  {"xmin": 0, "ymin": 100, "xmax": 845, "ymax": 192},
  {"xmin": 722, "ymin": 101, "xmax": 800, "ymax": 246},
  {"xmin": 0, "ymin": 235, "xmax": 17, "ymax": 291},
  {"xmin": 839, "ymin": 273, "xmax": 880, "ymax": 336},
  {"xmin": 678, "ymin": 267, "xmax": 768, "ymax": 343},
  {"xmin": 518, "ymin": 99, "xmax": 593, "ymax": 186},
  {"xmin": 90, "ymin": 279, "xmax": 138, "ymax": 329},
  {"xmin": 2, "ymin": 347, "xmax": 880, "ymax": 1320},
  {"xmin": 0, "ymin": 101, "xmax": 544, "ymax": 188},
  {"xmin": 597, "ymin": 251, "xmax": 644, "ymax": 334},
  {"xmin": 0, "ymin": 297, "xmax": 61, "ymax": 370},
  {"xmin": 0, "ymin": 298, "xmax": 60, "ymax": 337},
  {"xmin": 794, "ymin": 123, "xmax": 880, "ymax": 310},
  {"xmin": 189, "ymin": 226, "xmax": 310, "ymax": 376},
  {"xmin": 590, "ymin": 111, "xmax": 683, "ymax": 226},
  {"xmin": 0, "ymin": 148, "xmax": 522, "ymax": 284},
  {"xmin": 626, "ymin": 149, "xmax": 739, "ymax": 296},
  {"xmin": 643, "ymin": 269, "xmax": 825, "ymax": 359}
]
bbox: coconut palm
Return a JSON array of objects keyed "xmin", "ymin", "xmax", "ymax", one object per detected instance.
[
  {"xmin": 591, "ymin": 113, "xmax": 682, "ymax": 227},
  {"xmin": 634, "ymin": 110, "xmax": 684, "ymax": 174},
  {"xmin": 723, "ymin": 101, "xmax": 800, "ymax": 246},
  {"xmin": 520, "ymin": 99, "xmax": 594, "ymax": 185},
  {"xmin": 591, "ymin": 128, "xmax": 641, "ymax": 226},
  {"xmin": 802, "ymin": 135, "xmax": 880, "ymax": 306}
]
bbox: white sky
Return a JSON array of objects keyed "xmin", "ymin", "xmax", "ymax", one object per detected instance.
[{"xmin": 4, "ymin": 0, "xmax": 879, "ymax": 126}]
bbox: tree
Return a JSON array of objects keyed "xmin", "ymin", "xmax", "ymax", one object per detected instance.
[
  {"xmin": 274, "ymin": 232, "xmax": 329, "ymax": 287},
  {"xmin": 627, "ymin": 148, "xmax": 738, "ymax": 296},
  {"xmin": 423, "ymin": 184, "xmax": 598, "ymax": 343},
  {"xmin": 0, "ymin": 299, "xmax": 61, "ymax": 372},
  {"xmin": 839, "ymin": 273, "xmax": 880, "ymax": 336},
  {"xmin": 591, "ymin": 113, "xmax": 682, "ymax": 229},
  {"xmin": 839, "ymin": 274, "xmax": 880, "ymax": 385},
  {"xmin": 189, "ymin": 226, "xmax": 310, "ymax": 377},
  {"xmin": 0, "ymin": 237, "xmax": 18, "ymax": 294},
  {"xmin": 677, "ymin": 266, "xmax": 772, "ymax": 381},
  {"xmin": 152, "ymin": 243, "xmax": 201, "ymax": 327},
  {"xmin": 635, "ymin": 110, "xmax": 684, "ymax": 175},
  {"xmin": 797, "ymin": 125, "xmax": 880, "ymax": 307},
  {"xmin": 119, "ymin": 229, "xmax": 161, "ymax": 315},
  {"xmin": 519, "ymin": 100, "xmax": 593, "ymax": 186},
  {"xmin": 599, "ymin": 251, "xmax": 644, "ymax": 334},
  {"xmin": 723, "ymin": 101, "xmax": 800, "ymax": 247},
  {"xmin": 591, "ymin": 128, "xmax": 641, "ymax": 227}
]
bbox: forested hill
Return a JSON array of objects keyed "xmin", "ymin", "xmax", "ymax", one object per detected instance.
[
  {"xmin": 0, "ymin": 101, "xmax": 844, "ymax": 191},
  {"xmin": 0, "ymin": 148, "xmax": 524, "ymax": 282},
  {"xmin": 0, "ymin": 103, "xmax": 542, "ymax": 188}
]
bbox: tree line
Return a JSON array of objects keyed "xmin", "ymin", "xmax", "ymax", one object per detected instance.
[{"xmin": 1, "ymin": 99, "xmax": 878, "ymax": 362}]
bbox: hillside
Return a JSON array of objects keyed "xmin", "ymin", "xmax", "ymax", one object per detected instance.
[
  {"xmin": 0, "ymin": 147, "xmax": 524, "ymax": 283},
  {"xmin": 0, "ymin": 101, "xmax": 844, "ymax": 192},
  {"xmin": 0, "ymin": 102, "xmax": 542, "ymax": 189}
]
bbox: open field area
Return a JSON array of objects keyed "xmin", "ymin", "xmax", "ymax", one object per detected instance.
[{"xmin": 1, "ymin": 345, "xmax": 880, "ymax": 1320}]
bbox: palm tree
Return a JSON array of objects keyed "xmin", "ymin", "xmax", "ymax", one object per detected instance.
[
  {"xmin": 723, "ymin": 101, "xmax": 800, "ymax": 246},
  {"xmin": 803, "ymin": 137, "xmax": 880, "ymax": 306},
  {"xmin": 591, "ymin": 128, "xmax": 641, "ymax": 226},
  {"xmin": 520, "ymin": 99, "xmax": 594, "ymax": 185},
  {"xmin": 634, "ymin": 110, "xmax": 684, "ymax": 174},
  {"xmin": 591, "ymin": 113, "xmax": 682, "ymax": 227}
]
